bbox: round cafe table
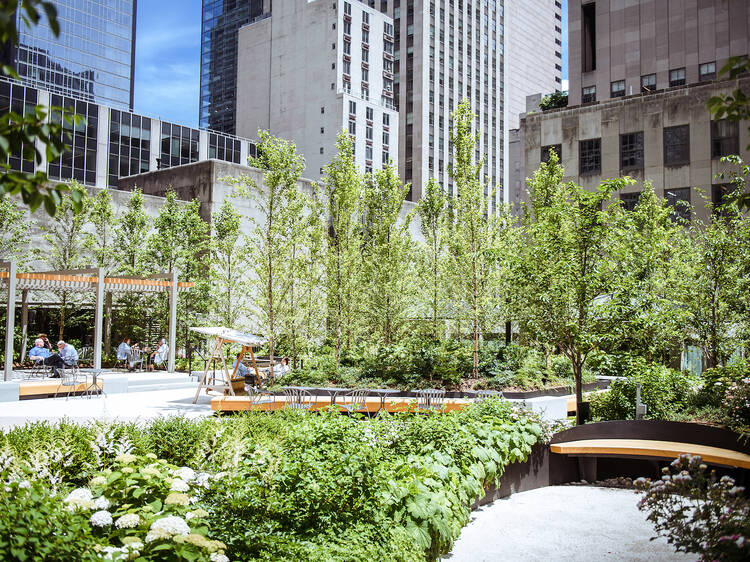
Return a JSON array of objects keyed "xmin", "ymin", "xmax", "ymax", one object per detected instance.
[{"xmin": 367, "ymin": 388, "xmax": 400, "ymax": 412}]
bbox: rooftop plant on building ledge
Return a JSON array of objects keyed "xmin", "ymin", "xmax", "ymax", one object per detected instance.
[{"xmin": 539, "ymin": 91, "xmax": 569, "ymax": 111}]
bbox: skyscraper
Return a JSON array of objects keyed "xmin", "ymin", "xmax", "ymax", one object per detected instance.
[
  {"xmin": 200, "ymin": 0, "xmax": 270, "ymax": 133},
  {"xmin": 235, "ymin": 0, "xmax": 399, "ymax": 179},
  {"xmin": 378, "ymin": 0, "xmax": 506, "ymax": 207},
  {"xmin": 8, "ymin": 0, "xmax": 137, "ymax": 111}
]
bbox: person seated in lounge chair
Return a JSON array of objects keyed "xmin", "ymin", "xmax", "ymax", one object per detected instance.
[
  {"xmin": 28, "ymin": 338, "xmax": 51, "ymax": 363},
  {"xmin": 149, "ymin": 338, "xmax": 168, "ymax": 371},
  {"xmin": 233, "ymin": 352, "xmax": 251, "ymax": 379},
  {"xmin": 117, "ymin": 337, "xmax": 132, "ymax": 369}
]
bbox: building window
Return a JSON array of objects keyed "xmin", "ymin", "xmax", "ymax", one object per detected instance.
[
  {"xmin": 343, "ymin": 1, "xmax": 351, "ymax": 15},
  {"xmin": 343, "ymin": 40, "xmax": 351, "ymax": 54},
  {"xmin": 641, "ymin": 73, "xmax": 656, "ymax": 93},
  {"xmin": 669, "ymin": 68, "xmax": 686, "ymax": 87},
  {"xmin": 579, "ymin": 138, "xmax": 601, "ymax": 175},
  {"xmin": 362, "ymin": 10, "xmax": 369, "ymax": 24},
  {"xmin": 348, "ymin": 120, "xmax": 356, "ymax": 135},
  {"xmin": 320, "ymin": 106, "xmax": 325, "ymax": 114},
  {"xmin": 712, "ymin": 183, "xmax": 734, "ymax": 214},
  {"xmin": 611, "ymin": 80, "xmax": 625, "ymax": 98},
  {"xmin": 48, "ymin": 94, "xmax": 99, "ymax": 185},
  {"xmin": 383, "ymin": 113, "xmax": 389, "ymax": 126},
  {"xmin": 541, "ymin": 144, "xmax": 562, "ymax": 163},
  {"xmin": 582, "ymin": 2, "xmax": 596, "ymax": 73},
  {"xmin": 349, "ymin": 100, "xmax": 356, "ymax": 114},
  {"xmin": 362, "ymin": 29, "xmax": 369, "ymax": 43},
  {"xmin": 365, "ymin": 146, "xmax": 373, "ymax": 160},
  {"xmin": 362, "ymin": 47, "xmax": 368, "ymax": 62},
  {"xmin": 620, "ymin": 192, "xmax": 642, "ymax": 212},
  {"xmin": 343, "ymin": 20, "xmax": 351, "ymax": 35},
  {"xmin": 699, "ymin": 62, "xmax": 716, "ymax": 82},
  {"xmin": 711, "ymin": 120, "xmax": 739, "ymax": 159},
  {"xmin": 582, "ymin": 85, "xmax": 596, "ymax": 103},
  {"xmin": 382, "ymin": 150, "xmax": 389, "ymax": 164},
  {"xmin": 320, "ymin": 147, "xmax": 324, "ymax": 154},
  {"xmin": 366, "ymin": 126, "xmax": 373, "ymax": 140},
  {"xmin": 665, "ymin": 188, "xmax": 691, "ymax": 223},
  {"xmin": 362, "ymin": 68, "xmax": 369, "ymax": 82},
  {"xmin": 382, "ymin": 131, "xmax": 389, "ymax": 145},
  {"xmin": 663, "ymin": 125, "xmax": 690, "ymax": 166},
  {"xmin": 620, "ymin": 132, "xmax": 644, "ymax": 170},
  {"xmin": 343, "ymin": 60, "xmax": 351, "ymax": 75},
  {"xmin": 208, "ymin": 133, "xmax": 241, "ymax": 165}
]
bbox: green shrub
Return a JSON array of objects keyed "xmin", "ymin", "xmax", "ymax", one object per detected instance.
[
  {"xmin": 590, "ymin": 363, "xmax": 696, "ymax": 421},
  {"xmin": 697, "ymin": 360, "xmax": 750, "ymax": 408}
]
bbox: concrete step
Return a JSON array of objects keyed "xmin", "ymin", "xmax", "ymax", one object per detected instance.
[{"xmin": 126, "ymin": 381, "xmax": 197, "ymax": 393}]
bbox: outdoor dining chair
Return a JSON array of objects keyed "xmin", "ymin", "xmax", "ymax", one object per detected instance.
[
  {"xmin": 25, "ymin": 359, "xmax": 51, "ymax": 380},
  {"xmin": 282, "ymin": 388, "xmax": 318, "ymax": 411},
  {"xmin": 415, "ymin": 388, "xmax": 446, "ymax": 412},
  {"xmin": 54, "ymin": 363, "xmax": 86, "ymax": 399},
  {"xmin": 474, "ymin": 390, "xmax": 504, "ymax": 402},
  {"xmin": 337, "ymin": 389, "xmax": 371, "ymax": 414}
]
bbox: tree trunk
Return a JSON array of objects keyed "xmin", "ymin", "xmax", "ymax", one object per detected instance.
[
  {"xmin": 104, "ymin": 292, "xmax": 112, "ymax": 354},
  {"xmin": 573, "ymin": 355, "xmax": 584, "ymax": 425},
  {"xmin": 19, "ymin": 290, "xmax": 28, "ymax": 361}
]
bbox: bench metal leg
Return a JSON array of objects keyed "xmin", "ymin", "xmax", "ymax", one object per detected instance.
[{"xmin": 577, "ymin": 457, "xmax": 598, "ymax": 482}]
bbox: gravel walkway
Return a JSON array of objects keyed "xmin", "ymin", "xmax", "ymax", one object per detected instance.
[{"xmin": 446, "ymin": 486, "xmax": 694, "ymax": 561}]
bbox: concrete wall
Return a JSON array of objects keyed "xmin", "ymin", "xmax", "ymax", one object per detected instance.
[
  {"xmin": 569, "ymin": 0, "xmax": 750, "ymax": 106},
  {"xmin": 514, "ymin": 76, "xmax": 750, "ymax": 221}
]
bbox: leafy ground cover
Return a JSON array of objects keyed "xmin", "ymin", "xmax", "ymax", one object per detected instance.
[{"xmin": 0, "ymin": 400, "xmax": 544, "ymax": 561}]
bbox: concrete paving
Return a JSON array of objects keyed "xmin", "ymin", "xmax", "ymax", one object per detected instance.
[
  {"xmin": 0, "ymin": 386, "xmax": 214, "ymax": 430},
  {"xmin": 446, "ymin": 486, "xmax": 693, "ymax": 562}
]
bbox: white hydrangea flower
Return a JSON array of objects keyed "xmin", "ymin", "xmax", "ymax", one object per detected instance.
[
  {"xmin": 65, "ymin": 488, "xmax": 93, "ymax": 503},
  {"xmin": 17, "ymin": 480, "xmax": 30, "ymax": 489},
  {"xmin": 194, "ymin": 473, "xmax": 211, "ymax": 488},
  {"xmin": 170, "ymin": 478, "xmax": 190, "ymax": 492},
  {"xmin": 90, "ymin": 476, "xmax": 107, "ymax": 487},
  {"xmin": 93, "ymin": 496, "xmax": 111, "ymax": 510},
  {"xmin": 90, "ymin": 510, "xmax": 113, "ymax": 527},
  {"xmin": 115, "ymin": 453, "xmax": 137, "ymax": 464},
  {"xmin": 173, "ymin": 467, "xmax": 196, "ymax": 481},
  {"xmin": 185, "ymin": 508, "xmax": 209, "ymax": 520},
  {"xmin": 145, "ymin": 529, "xmax": 169, "ymax": 543},
  {"xmin": 210, "ymin": 553, "xmax": 229, "ymax": 562},
  {"xmin": 149, "ymin": 515, "xmax": 190, "ymax": 537},
  {"xmin": 114, "ymin": 513, "xmax": 140, "ymax": 529}
]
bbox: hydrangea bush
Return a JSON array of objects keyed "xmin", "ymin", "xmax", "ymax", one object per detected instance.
[
  {"xmin": 0, "ymin": 401, "xmax": 542, "ymax": 560},
  {"xmin": 634, "ymin": 454, "xmax": 750, "ymax": 561}
]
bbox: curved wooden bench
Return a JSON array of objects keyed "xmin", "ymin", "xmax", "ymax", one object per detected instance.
[{"xmin": 551, "ymin": 438, "xmax": 750, "ymax": 470}]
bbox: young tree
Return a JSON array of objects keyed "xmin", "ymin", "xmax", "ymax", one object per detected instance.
[
  {"xmin": 40, "ymin": 181, "xmax": 89, "ymax": 339},
  {"xmin": 241, "ymin": 131, "xmax": 306, "ymax": 372},
  {"xmin": 321, "ymin": 131, "xmax": 362, "ymax": 366},
  {"xmin": 680, "ymin": 195, "xmax": 744, "ymax": 368},
  {"xmin": 415, "ymin": 178, "xmax": 448, "ymax": 340},
  {"xmin": 210, "ymin": 195, "xmax": 249, "ymax": 328},
  {"xmin": 0, "ymin": 197, "xmax": 31, "ymax": 265},
  {"xmin": 513, "ymin": 155, "xmax": 630, "ymax": 423},
  {"xmin": 360, "ymin": 162, "xmax": 413, "ymax": 345},
  {"xmin": 85, "ymin": 189, "xmax": 115, "ymax": 351},
  {"xmin": 606, "ymin": 184, "xmax": 691, "ymax": 361},
  {"xmin": 148, "ymin": 191, "xmax": 210, "ymax": 352},
  {"xmin": 448, "ymin": 100, "xmax": 499, "ymax": 376},
  {"xmin": 111, "ymin": 188, "xmax": 151, "ymax": 344}
]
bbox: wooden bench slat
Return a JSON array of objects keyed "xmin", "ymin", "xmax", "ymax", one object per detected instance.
[{"xmin": 551, "ymin": 438, "xmax": 750, "ymax": 469}]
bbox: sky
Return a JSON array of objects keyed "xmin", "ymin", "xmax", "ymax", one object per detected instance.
[{"xmin": 133, "ymin": 1, "xmax": 569, "ymax": 128}]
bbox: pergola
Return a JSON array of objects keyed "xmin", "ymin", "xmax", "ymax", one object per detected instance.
[{"xmin": 1, "ymin": 261, "xmax": 193, "ymax": 380}]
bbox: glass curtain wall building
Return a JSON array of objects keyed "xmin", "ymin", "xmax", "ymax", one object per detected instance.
[
  {"xmin": 200, "ymin": 0, "xmax": 269, "ymax": 133},
  {"xmin": 0, "ymin": 77, "xmax": 257, "ymax": 190},
  {"xmin": 7, "ymin": 0, "xmax": 137, "ymax": 111}
]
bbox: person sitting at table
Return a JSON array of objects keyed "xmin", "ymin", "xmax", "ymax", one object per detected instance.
[
  {"xmin": 116, "ymin": 337, "xmax": 131, "ymax": 366},
  {"xmin": 149, "ymin": 338, "xmax": 168, "ymax": 371},
  {"xmin": 28, "ymin": 338, "xmax": 51, "ymax": 363},
  {"xmin": 42, "ymin": 340, "xmax": 79, "ymax": 378},
  {"xmin": 276, "ymin": 357, "xmax": 291, "ymax": 378}
]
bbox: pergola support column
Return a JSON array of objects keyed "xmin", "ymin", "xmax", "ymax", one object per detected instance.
[
  {"xmin": 19, "ymin": 290, "xmax": 29, "ymax": 361},
  {"xmin": 168, "ymin": 270, "xmax": 178, "ymax": 373},
  {"xmin": 3, "ymin": 261, "xmax": 17, "ymax": 381},
  {"xmin": 93, "ymin": 268, "xmax": 104, "ymax": 370}
]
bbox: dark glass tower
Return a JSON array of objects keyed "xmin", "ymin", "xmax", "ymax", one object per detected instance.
[
  {"xmin": 200, "ymin": 0, "xmax": 268, "ymax": 133},
  {"xmin": 10, "ymin": 0, "xmax": 137, "ymax": 111}
]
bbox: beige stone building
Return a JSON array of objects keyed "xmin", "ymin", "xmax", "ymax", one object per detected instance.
[{"xmin": 510, "ymin": 0, "xmax": 750, "ymax": 220}]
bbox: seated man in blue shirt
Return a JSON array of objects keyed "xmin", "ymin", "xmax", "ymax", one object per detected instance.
[
  {"xmin": 43, "ymin": 340, "xmax": 79, "ymax": 378},
  {"xmin": 28, "ymin": 338, "xmax": 51, "ymax": 363}
]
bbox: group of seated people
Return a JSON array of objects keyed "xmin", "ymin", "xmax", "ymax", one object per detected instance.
[
  {"xmin": 27, "ymin": 336, "xmax": 78, "ymax": 378},
  {"xmin": 116, "ymin": 338, "xmax": 169, "ymax": 371},
  {"xmin": 234, "ymin": 353, "xmax": 290, "ymax": 382}
]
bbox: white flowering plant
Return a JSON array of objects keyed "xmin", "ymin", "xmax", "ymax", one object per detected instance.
[
  {"xmin": 69, "ymin": 453, "xmax": 228, "ymax": 560},
  {"xmin": 635, "ymin": 454, "xmax": 750, "ymax": 561}
]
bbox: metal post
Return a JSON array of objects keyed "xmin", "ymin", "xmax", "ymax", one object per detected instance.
[
  {"xmin": 93, "ymin": 268, "xmax": 104, "ymax": 370},
  {"xmin": 3, "ymin": 261, "xmax": 17, "ymax": 381},
  {"xmin": 19, "ymin": 289, "xmax": 28, "ymax": 361},
  {"xmin": 168, "ymin": 270, "xmax": 178, "ymax": 373}
]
